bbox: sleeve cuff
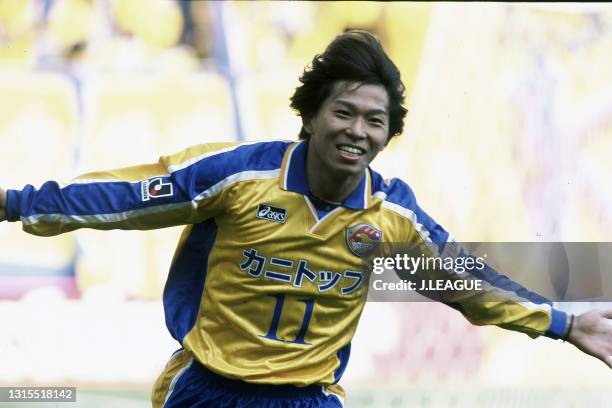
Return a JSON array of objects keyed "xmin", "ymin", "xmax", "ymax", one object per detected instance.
[
  {"xmin": 544, "ymin": 308, "xmax": 568, "ymax": 339},
  {"xmin": 5, "ymin": 189, "xmax": 21, "ymax": 222}
]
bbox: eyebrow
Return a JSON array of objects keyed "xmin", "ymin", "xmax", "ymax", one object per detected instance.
[{"xmin": 333, "ymin": 100, "xmax": 388, "ymax": 116}]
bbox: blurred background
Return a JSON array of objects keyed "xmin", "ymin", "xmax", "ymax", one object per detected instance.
[{"xmin": 1, "ymin": 1, "xmax": 612, "ymax": 407}]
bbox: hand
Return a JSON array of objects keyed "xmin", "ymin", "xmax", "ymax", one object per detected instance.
[
  {"xmin": 0, "ymin": 187, "xmax": 6, "ymax": 222},
  {"xmin": 568, "ymin": 309, "xmax": 612, "ymax": 369}
]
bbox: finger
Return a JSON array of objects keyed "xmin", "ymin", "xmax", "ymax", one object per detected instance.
[{"xmin": 601, "ymin": 310, "xmax": 612, "ymax": 319}]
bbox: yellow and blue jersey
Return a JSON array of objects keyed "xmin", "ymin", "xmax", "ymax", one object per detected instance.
[{"xmin": 5, "ymin": 139, "xmax": 568, "ymax": 395}]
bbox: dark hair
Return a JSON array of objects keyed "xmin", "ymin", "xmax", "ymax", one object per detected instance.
[{"xmin": 290, "ymin": 30, "xmax": 407, "ymax": 141}]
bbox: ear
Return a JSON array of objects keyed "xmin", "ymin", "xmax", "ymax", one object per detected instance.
[{"xmin": 302, "ymin": 117, "xmax": 313, "ymax": 136}]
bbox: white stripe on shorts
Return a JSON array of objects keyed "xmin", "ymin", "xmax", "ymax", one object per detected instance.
[{"xmin": 164, "ymin": 353, "xmax": 194, "ymax": 407}]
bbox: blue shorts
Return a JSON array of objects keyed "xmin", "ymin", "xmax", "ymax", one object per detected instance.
[{"xmin": 153, "ymin": 350, "xmax": 344, "ymax": 408}]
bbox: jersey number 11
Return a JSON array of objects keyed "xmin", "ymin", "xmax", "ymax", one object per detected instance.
[{"xmin": 259, "ymin": 294, "xmax": 314, "ymax": 345}]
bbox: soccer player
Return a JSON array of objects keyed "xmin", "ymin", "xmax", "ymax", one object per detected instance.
[{"xmin": 1, "ymin": 30, "xmax": 611, "ymax": 407}]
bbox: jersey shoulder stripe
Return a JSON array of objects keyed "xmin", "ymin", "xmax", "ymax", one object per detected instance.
[
  {"xmin": 165, "ymin": 140, "xmax": 292, "ymax": 175},
  {"xmin": 169, "ymin": 140, "xmax": 292, "ymax": 201},
  {"xmin": 371, "ymin": 171, "xmax": 446, "ymax": 245}
]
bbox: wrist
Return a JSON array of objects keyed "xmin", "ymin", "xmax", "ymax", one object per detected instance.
[{"xmin": 545, "ymin": 308, "xmax": 568, "ymax": 339}]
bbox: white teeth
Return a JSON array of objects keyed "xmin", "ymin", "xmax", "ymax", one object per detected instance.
[{"xmin": 338, "ymin": 145, "xmax": 364, "ymax": 155}]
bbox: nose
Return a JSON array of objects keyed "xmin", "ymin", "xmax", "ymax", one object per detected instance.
[{"xmin": 346, "ymin": 117, "xmax": 367, "ymax": 139}]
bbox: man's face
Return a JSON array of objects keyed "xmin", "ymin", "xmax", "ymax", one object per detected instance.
[{"xmin": 304, "ymin": 81, "xmax": 390, "ymax": 179}]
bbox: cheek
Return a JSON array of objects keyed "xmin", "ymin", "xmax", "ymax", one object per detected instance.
[
  {"xmin": 311, "ymin": 117, "xmax": 333, "ymax": 138},
  {"xmin": 371, "ymin": 131, "xmax": 388, "ymax": 151}
]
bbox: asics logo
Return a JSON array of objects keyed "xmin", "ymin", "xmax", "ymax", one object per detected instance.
[{"xmin": 256, "ymin": 204, "xmax": 287, "ymax": 224}]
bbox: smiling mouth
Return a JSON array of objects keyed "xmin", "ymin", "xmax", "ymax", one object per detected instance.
[{"xmin": 337, "ymin": 144, "xmax": 365, "ymax": 158}]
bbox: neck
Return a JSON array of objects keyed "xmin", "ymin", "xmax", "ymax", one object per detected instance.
[
  {"xmin": 307, "ymin": 170, "xmax": 362, "ymax": 204},
  {"xmin": 306, "ymin": 145, "xmax": 364, "ymax": 204}
]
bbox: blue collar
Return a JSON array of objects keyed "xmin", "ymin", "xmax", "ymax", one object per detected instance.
[{"xmin": 279, "ymin": 140, "xmax": 372, "ymax": 210}]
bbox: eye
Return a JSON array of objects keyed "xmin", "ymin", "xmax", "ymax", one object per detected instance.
[
  {"xmin": 369, "ymin": 118, "xmax": 384, "ymax": 127},
  {"xmin": 334, "ymin": 110, "xmax": 351, "ymax": 118}
]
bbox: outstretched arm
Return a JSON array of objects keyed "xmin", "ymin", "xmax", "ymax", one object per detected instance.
[
  {"xmin": 568, "ymin": 309, "xmax": 612, "ymax": 369},
  {"xmin": 1, "ymin": 142, "xmax": 247, "ymax": 236},
  {"xmin": 0, "ymin": 187, "xmax": 5, "ymax": 222}
]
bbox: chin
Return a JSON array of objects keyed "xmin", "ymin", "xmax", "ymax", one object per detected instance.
[{"xmin": 332, "ymin": 163, "xmax": 365, "ymax": 177}]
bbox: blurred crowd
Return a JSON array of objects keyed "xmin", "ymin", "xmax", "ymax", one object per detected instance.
[
  {"xmin": 0, "ymin": 0, "xmax": 210, "ymax": 72},
  {"xmin": 0, "ymin": 1, "xmax": 428, "ymax": 84}
]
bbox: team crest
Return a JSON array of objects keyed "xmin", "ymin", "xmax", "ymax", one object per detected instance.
[{"xmin": 345, "ymin": 223, "xmax": 383, "ymax": 258}]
